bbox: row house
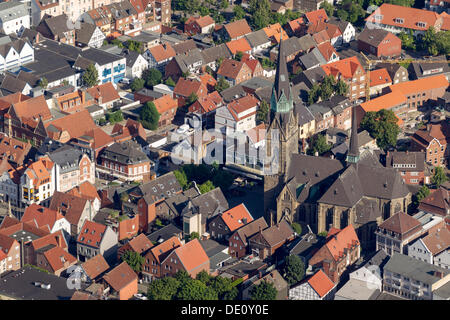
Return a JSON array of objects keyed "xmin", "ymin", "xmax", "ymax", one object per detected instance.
[
  {"xmin": 385, "ymin": 151, "xmax": 428, "ymax": 185},
  {"xmin": 75, "ymin": 22, "xmax": 106, "ymax": 49},
  {"xmin": 309, "ymin": 95, "xmax": 352, "ymax": 133},
  {"xmin": 184, "ymin": 15, "xmax": 215, "ymax": 35},
  {"xmin": 289, "ymin": 269, "xmax": 336, "ymax": 300},
  {"xmin": 97, "ymin": 140, "xmax": 153, "ymax": 182},
  {"xmin": 408, "ymin": 227, "xmax": 450, "ymax": 270},
  {"xmin": 220, "ymin": 18, "xmax": 252, "ymax": 41},
  {"xmin": 0, "ymin": 233, "xmax": 21, "ymax": 274},
  {"xmin": 411, "ymin": 120, "xmax": 449, "ymax": 167},
  {"xmin": 244, "ymin": 29, "xmax": 272, "ymax": 55},
  {"xmin": 216, "ymin": 58, "xmax": 252, "ymax": 87},
  {"xmin": 200, "ymin": 44, "xmax": 232, "ymax": 72},
  {"xmin": 0, "ymin": 162, "xmax": 24, "ymax": 209},
  {"xmin": 117, "ymin": 233, "xmax": 152, "ymax": 261},
  {"xmin": 143, "ymin": 42, "xmax": 176, "ymax": 71},
  {"xmin": 228, "ymin": 217, "xmax": 268, "ymax": 259},
  {"xmin": 165, "ymin": 48, "xmax": 204, "ymax": 82},
  {"xmin": 21, "ymin": 204, "xmax": 71, "ymax": 234},
  {"xmin": 153, "ymin": 0, "xmax": 171, "ymax": 25},
  {"xmin": 0, "ymin": 2, "xmax": 30, "ymax": 35},
  {"xmin": 226, "ymin": 37, "xmax": 252, "ymax": 56},
  {"xmin": 107, "ymin": 1, "xmax": 144, "ymax": 37},
  {"xmin": 123, "ymin": 49, "xmax": 148, "ymax": 79},
  {"xmin": 309, "ymin": 225, "xmax": 361, "ymax": 283},
  {"xmin": 173, "ymin": 77, "xmax": 207, "ymax": 107},
  {"xmin": 365, "ymin": 3, "xmax": 449, "ymax": 36},
  {"xmin": 36, "ymin": 244, "xmax": 77, "ymax": 276},
  {"xmin": 0, "ymin": 38, "xmax": 34, "ymax": 72},
  {"xmin": 263, "ymin": 23, "xmax": 289, "ymax": 45},
  {"xmin": 81, "ymin": 6, "xmax": 113, "ymax": 37},
  {"xmin": 141, "ymin": 235, "xmax": 181, "ymax": 281},
  {"xmin": 0, "ymin": 133, "xmax": 32, "ymax": 168},
  {"xmin": 76, "ymin": 220, "xmax": 118, "ymax": 264},
  {"xmin": 369, "ymin": 68, "xmax": 393, "ymax": 97},
  {"xmin": 36, "ymin": 14, "xmax": 76, "ymax": 46},
  {"xmin": 214, "ymin": 94, "xmax": 259, "ymax": 134},
  {"xmin": 20, "ymin": 156, "xmax": 55, "ymax": 207},
  {"xmin": 23, "ymin": 230, "xmax": 68, "ymax": 267},
  {"xmin": 207, "ymin": 203, "xmax": 253, "ymax": 241}
]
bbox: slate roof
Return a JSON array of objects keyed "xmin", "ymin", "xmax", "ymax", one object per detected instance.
[
  {"xmin": 200, "ymin": 43, "xmax": 232, "ymax": 65},
  {"xmin": 0, "ymin": 2, "xmax": 28, "ymax": 22},
  {"xmin": 233, "ymin": 217, "xmax": 268, "ymax": 247},
  {"xmin": 299, "ymin": 47, "xmax": 327, "ymax": 69},
  {"xmin": 354, "ymin": 198, "xmax": 382, "ymax": 225},
  {"xmin": 182, "ymin": 187, "xmax": 229, "ymax": 224},
  {"xmin": 357, "ymin": 28, "xmax": 394, "ymax": 47},
  {"xmin": 385, "ymin": 151, "xmax": 425, "ymax": 173},
  {"xmin": 138, "ymin": 172, "xmax": 182, "ymax": 204},
  {"xmin": 100, "ymin": 140, "xmax": 149, "ymax": 165},
  {"xmin": 249, "ymin": 219, "xmax": 294, "ymax": 248},
  {"xmin": 244, "ymin": 29, "xmax": 271, "ymax": 48}
]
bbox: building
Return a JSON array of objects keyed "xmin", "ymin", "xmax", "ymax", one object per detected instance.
[
  {"xmin": 75, "ymin": 22, "xmax": 106, "ymax": 49},
  {"xmin": 369, "ymin": 68, "xmax": 393, "ymax": 96},
  {"xmin": 228, "ymin": 217, "xmax": 268, "ymax": 259},
  {"xmin": 207, "ymin": 203, "xmax": 253, "ymax": 240},
  {"xmin": 117, "ymin": 233, "xmax": 153, "ymax": 260},
  {"xmin": 222, "ymin": 19, "xmax": 252, "ymax": 41},
  {"xmin": 21, "ymin": 204, "xmax": 70, "ymax": 235},
  {"xmin": 214, "ymin": 94, "xmax": 259, "ymax": 134},
  {"xmin": 0, "ymin": 233, "xmax": 20, "ymax": 273},
  {"xmin": 243, "ymin": 269, "xmax": 288, "ymax": 300},
  {"xmin": 102, "ymin": 261, "xmax": 138, "ymax": 300},
  {"xmin": 216, "ymin": 58, "xmax": 253, "ymax": 87},
  {"xmin": 418, "ymin": 186, "xmax": 450, "ymax": 217},
  {"xmin": 81, "ymin": 254, "xmax": 110, "ymax": 283},
  {"xmin": 36, "ymin": 14, "xmax": 75, "ymax": 45},
  {"xmin": 97, "ymin": 140, "xmax": 152, "ymax": 182},
  {"xmin": 226, "ymin": 37, "xmax": 252, "ymax": 56},
  {"xmin": 289, "ymin": 269, "xmax": 336, "ymax": 300},
  {"xmin": 383, "ymin": 253, "xmax": 450, "ymax": 300},
  {"xmin": 0, "ymin": 38, "xmax": 34, "ymax": 74},
  {"xmin": 144, "ymin": 43, "xmax": 176, "ymax": 71},
  {"xmin": 152, "ymin": 94, "xmax": 178, "ymax": 127},
  {"xmin": 76, "ymin": 220, "xmax": 118, "ymax": 264},
  {"xmin": 357, "ymin": 28, "xmax": 401, "ymax": 58},
  {"xmin": 408, "ymin": 57, "xmax": 450, "ymax": 81},
  {"xmin": 385, "ymin": 151, "xmax": 428, "ymax": 185},
  {"xmin": 408, "ymin": 227, "xmax": 450, "ymax": 269},
  {"xmin": 309, "ymin": 225, "xmax": 361, "ymax": 283},
  {"xmin": 20, "ymin": 156, "xmax": 55, "ymax": 207},
  {"xmin": 410, "ymin": 120, "xmax": 449, "ymax": 167},
  {"xmin": 377, "ymin": 63, "xmax": 409, "ymax": 84},
  {"xmin": 0, "ymin": 2, "xmax": 30, "ymax": 35},
  {"xmin": 184, "ymin": 15, "xmax": 215, "ymax": 35},
  {"xmin": 244, "ymin": 30, "xmax": 272, "ymax": 54}
]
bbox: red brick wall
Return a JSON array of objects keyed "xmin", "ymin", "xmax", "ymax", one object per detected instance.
[
  {"xmin": 137, "ymin": 198, "xmax": 156, "ymax": 233},
  {"xmin": 118, "ymin": 215, "xmax": 139, "ymax": 241},
  {"xmin": 228, "ymin": 234, "xmax": 247, "ymax": 258}
]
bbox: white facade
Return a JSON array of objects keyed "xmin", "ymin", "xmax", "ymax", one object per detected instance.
[
  {"xmin": 0, "ymin": 40, "xmax": 34, "ymax": 72},
  {"xmin": 86, "ymin": 26, "xmax": 106, "ymax": 49},
  {"xmin": 20, "ymin": 165, "xmax": 56, "ymax": 206},
  {"xmin": 215, "ymin": 104, "xmax": 258, "ymax": 134},
  {"xmin": 341, "ymin": 23, "xmax": 356, "ymax": 44},
  {"xmin": 409, "ymin": 238, "xmax": 450, "ymax": 270},
  {"xmin": 126, "ymin": 54, "xmax": 148, "ymax": 79},
  {"xmin": 0, "ymin": 3, "xmax": 31, "ymax": 35},
  {"xmin": 349, "ymin": 265, "xmax": 383, "ymax": 291},
  {"xmin": 0, "ymin": 171, "xmax": 20, "ymax": 207},
  {"xmin": 49, "ymin": 216, "xmax": 71, "ymax": 234}
]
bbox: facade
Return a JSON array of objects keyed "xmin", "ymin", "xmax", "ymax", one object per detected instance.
[
  {"xmin": 228, "ymin": 217, "xmax": 268, "ymax": 259},
  {"xmin": 357, "ymin": 28, "xmax": 402, "ymax": 58},
  {"xmin": 21, "ymin": 204, "xmax": 71, "ymax": 235},
  {"xmin": 410, "ymin": 121, "xmax": 449, "ymax": 167},
  {"xmin": 0, "ymin": 2, "xmax": 30, "ymax": 35},
  {"xmin": 0, "ymin": 38, "xmax": 34, "ymax": 73},
  {"xmin": 207, "ymin": 203, "xmax": 253, "ymax": 240},
  {"xmin": 20, "ymin": 156, "xmax": 55, "ymax": 206},
  {"xmin": 214, "ymin": 94, "xmax": 259, "ymax": 134},
  {"xmin": 408, "ymin": 227, "xmax": 450, "ymax": 269},
  {"xmin": 289, "ymin": 269, "xmax": 336, "ymax": 300},
  {"xmin": 141, "ymin": 236, "xmax": 181, "ymax": 282},
  {"xmin": 184, "ymin": 15, "xmax": 215, "ymax": 35},
  {"xmin": 0, "ymin": 234, "xmax": 20, "ymax": 274},
  {"xmin": 103, "ymin": 261, "xmax": 138, "ymax": 300},
  {"xmin": 385, "ymin": 151, "xmax": 428, "ymax": 185},
  {"xmin": 216, "ymin": 59, "xmax": 253, "ymax": 87},
  {"xmin": 76, "ymin": 220, "xmax": 117, "ymax": 264}
]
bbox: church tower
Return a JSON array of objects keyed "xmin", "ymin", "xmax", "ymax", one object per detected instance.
[
  {"xmin": 346, "ymin": 107, "xmax": 360, "ymax": 165},
  {"xmin": 264, "ymin": 34, "xmax": 299, "ymax": 226}
]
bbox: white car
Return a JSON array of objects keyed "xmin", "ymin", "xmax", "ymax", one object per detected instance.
[
  {"xmin": 120, "ymin": 78, "xmax": 131, "ymax": 84},
  {"xmin": 134, "ymin": 293, "xmax": 148, "ymax": 300}
]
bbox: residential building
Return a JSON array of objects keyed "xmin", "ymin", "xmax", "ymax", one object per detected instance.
[
  {"xmin": 222, "ymin": 19, "xmax": 252, "ymax": 41},
  {"xmin": 76, "ymin": 220, "xmax": 118, "ymax": 264},
  {"xmin": 144, "ymin": 43, "xmax": 176, "ymax": 71},
  {"xmin": 408, "ymin": 57, "xmax": 450, "ymax": 81},
  {"xmin": 81, "ymin": 254, "xmax": 110, "ymax": 283},
  {"xmin": 347, "ymin": 250, "xmax": 389, "ymax": 292},
  {"xmin": 36, "ymin": 14, "xmax": 75, "ymax": 45},
  {"xmin": 86, "ymin": 82, "xmax": 121, "ymax": 110},
  {"xmin": 383, "ymin": 253, "xmax": 450, "ymax": 299},
  {"xmin": 289, "ymin": 269, "xmax": 336, "ymax": 300},
  {"xmin": 207, "ymin": 203, "xmax": 253, "ymax": 240},
  {"xmin": 216, "ymin": 58, "xmax": 253, "ymax": 87},
  {"xmin": 418, "ymin": 186, "xmax": 450, "ymax": 217},
  {"xmin": 242, "ymin": 269, "xmax": 288, "ymax": 300},
  {"xmin": 410, "ymin": 120, "xmax": 449, "ymax": 166},
  {"xmin": 141, "ymin": 236, "xmax": 181, "ymax": 281},
  {"xmin": 309, "ymin": 225, "xmax": 361, "ymax": 283},
  {"xmin": 0, "ymin": 233, "xmax": 20, "ymax": 273},
  {"xmin": 0, "ymin": 2, "xmax": 30, "ymax": 35},
  {"xmin": 200, "ymin": 43, "xmax": 232, "ymax": 72},
  {"xmin": 328, "ymin": 18, "xmax": 355, "ymax": 44},
  {"xmin": 102, "ymin": 261, "xmax": 138, "ymax": 300},
  {"xmin": 244, "ymin": 30, "xmax": 272, "ymax": 54},
  {"xmin": 173, "ymin": 77, "xmax": 207, "ymax": 106},
  {"xmin": 385, "ymin": 151, "xmax": 428, "ymax": 185},
  {"xmin": 408, "ymin": 227, "xmax": 450, "ymax": 269},
  {"xmin": 228, "ymin": 217, "xmax": 268, "ymax": 259},
  {"xmin": 215, "ymin": 94, "xmax": 259, "ymax": 134},
  {"xmin": 370, "ymin": 68, "xmax": 393, "ymax": 96},
  {"xmin": 377, "ymin": 63, "xmax": 409, "ymax": 84},
  {"xmin": 75, "ymin": 22, "xmax": 106, "ymax": 49},
  {"xmin": 30, "ymin": 0, "xmax": 63, "ymax": 27},
  {"xmin": 97, "ymin": 140, "xmax": 152, "ymax": 182},
  {"xmin": 117, "ymin": 233, "xmax": 153, "ymax": 260},
  {"xmin": 0, "ymin": 133, "xmax": 32, "ymax": 168},
  {"xmin": 226, "ymin": 37, "xmax": 252, "ymax": 56},
  {"xmin": 357, "ymin": 28, "xmax": 402, "ymax": 58},
  {"xmin": 21, "ymin": 204, "xmax": 70, "ymax": 235},
  {"xmin": 20, "ymin": 156, "xmax": 55, "ymax": 206},
  {"xmin": 0, "ymin": 38, "xmax": 34, "ymax": 73},
  {"xmin": 36, "ymin": 245, "xmax": 77, "ymax": 276},
  {"xmin": 184, "ymin": 15, "xmax": 215, "ymax": 35}
]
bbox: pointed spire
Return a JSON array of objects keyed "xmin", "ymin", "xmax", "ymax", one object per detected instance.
[
  {"xmin": 273, "ymin": 31, "xmax": 290, "ymax": 102},
  {"xmin": 346, "ymin": 106, "xmax": 359, "ymax": 165}
]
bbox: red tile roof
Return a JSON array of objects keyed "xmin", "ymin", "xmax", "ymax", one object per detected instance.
[
  {"xmin": 189, "ymin": 15, "xmax": 215, "ymax": 28},
  {"xmin": 0, "ymin": 216, "xmax": 20, "ymax": 230},
  {"xmin": 45, "ymin": 109, "xmax": 97, "ymax": 142},
  {"xmin": 10, "ymin": 95, "xmax": 52, "ymax": 122},
  {"xmin": 388, "ymin": 74, "xmax": 449, "ymax": 96},
  {"xmin": 77, "ymin": 220, "xmax": 107, "ymax": 248},
  {"xmin": 67, "ymin": 181, "xmax": 100, "ymax": 202},
  {"xmin": 43, "ymin": 246, "xmax": 77, "ymax": 272},
  {"xmin": 321, "ymin": 56, "xmax": 363, "ymax": 80},
  {"xmin": 49, "ymin": 191, "xmax": 90, "ymax": 227},
  {"xmin": 324, "ymin": 225, "xmax": 360, "ymax": 261},
  {"xmin": 172, "ymin": 238, "xmax": 209, "ymax": 272},
  {"xmin": 217, "ymin": 58, "xmax": 250, "ymax": 80},
  {"xmin": 226, "ymin": 37, "xmax": 252, "ymax": 55},
  {"xmin": 307, "ymin": 269, "xmax": 335, "ymax": 297},
  {"xmin": 103, "ymin": 261, "xmax": 138, "ymax": 291},
  {"xmin": 422, "ymin": 227, "xmax": 450, "ymax": 255},
  {"xmin": 379, "ymin": 212, "xmax": 421, "ymax": 235},
  {"xmin": 224, "ymin": 19, "xmax": 252, "ymax": 40},
  {"xmin": 86, "ymin": 82, "xmax": 120, "ymax": 105},
  {"xmin": 127, "ymin": 233, "xmax": 153, "ymax": 254},
  {"xmin": 305, "ymin": 9, "xmax": 329, "ymax": 26},
  {"xmin": 149, "ymin": 236, "xmax": 181, "ymax": 263},
  {"xmin": 82, "ymin": 254, "xmax": 110, "ymax": 279},
  {"xmin": 287, "ymin": 17, "xmax": 305, "ymax": 34},
  {"xmin": 370, "ymin": 68, "xmax": 392, "ymax": 87},
  {"xmin": 153, "ymin": 94, "xmax": 178, "ymax": 114},
  {"xmin": 24, "ymin": 156, "xmax": 54, "ymax": 188},
  {"xmin": 263, "ymin": 23, "xmax": 289, "ymax": 43},
  {"xmin": 316, "ymin": 41, "xmax": 337, "ymax": 61},
  {"xmin": 174, "ymin": 78, "xmax": 207, "ymax": 98},
  {"xmin": 221, "ymin": 203, "xmax": 254, "ymax": 232},
  {"xmin": 21, "ymin": 204, "xmax": 65, "ymax": 233},
  {"xmin": 149, "ymin": 43, "xmax": 176, "ymax": 62},
  {"xmin": 30, "ymin": 230, "xmax": 67, "ymax": 251}
]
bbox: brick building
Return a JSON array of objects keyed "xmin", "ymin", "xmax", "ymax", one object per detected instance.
[
  {"xmin": 385, "ymin": 151, "xmax": 428, "ymax": 185},
  {"xmin": 357, "ymin": 28, "xmax": 401, "ymax": 58}
]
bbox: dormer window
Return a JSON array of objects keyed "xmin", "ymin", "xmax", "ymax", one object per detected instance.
[
  {"xmin": 417, "ymin": 22, "xmax": 427, "ymax": 28},
  {"xmin": 394, "ymin": 18, "xmax": 404, "ymax": 24}
]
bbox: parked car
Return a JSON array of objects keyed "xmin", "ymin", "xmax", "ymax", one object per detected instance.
[
  {"xmin": 120, "ymin": 78, "xmax": 131, "ymax": 84},
  {"xmin": 134, "ymin": 293, "xmax": 148, "ymax": 300}
]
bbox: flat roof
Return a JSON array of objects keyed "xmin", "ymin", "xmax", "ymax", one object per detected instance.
[{"xmin": 334, "ymin": 279, "xmax": 380, "ymax": 300}]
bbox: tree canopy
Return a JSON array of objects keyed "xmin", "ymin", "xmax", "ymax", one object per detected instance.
[
  {"xmin": 215, "ymin": 77, "xmax": 230, "ymax": 93},
  {"xmin": 307, "ymin": 134, "xmax": 331, "ymax": 156},
  {"xmin": 142, "ymin": 68, "xmax": 162, "ymax": 88},
  {"xmin": 360, "ymin": 109, "xmax": 400, "ymax": 150},
  {"xmin": 121, "ymin": 251, "xmax": 144, "ymax": 273},
  {"xmin": 198, "ymin": 180, "xmax": 215, "ymax": 194},
  {"xmin": 257, "ymin": 100, "xmax": 270, "ymax": 124},
  {"xmin": 432, "ymin": 166, "xmax": 448, "ymax": 187},
  {"xmin": 282, "ymin": 255, "xmax": 305, "ymax": 286},
  {"xmin": 82, "ymin": 64, "xmax": 99, "ymax": 87},
  {"xmin": 250, "ymin": 281, "xmax": 277, "ymax": 300},
  {"xmin": 412, "ymin": 185, "xmax": 430, "ymax": 207},
  {"xmin": 139, "ymin": 101, "xmax": 160, "ymax": 130},
  {"xmin": 131, "ymin": 78, "xmax": 145, "ymax": 92}
]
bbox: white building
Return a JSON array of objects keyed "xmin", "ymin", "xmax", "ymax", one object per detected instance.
[
  {"xmin": 289, "ymin": 269, "xmax": 336, "ymax": 300},
  {"xmin": 0, "ymin": 39, "xmax": 34, "ymax": 72},
  {"xmin": 0, "ymin": 2, "xmax": 30, "ymax": 35},
  {"xmin": 348, "ymin": 250, "xmax": 388, "ymax": 291},
  {"xmin": 215, "ymin": 95, "xmax": 259, "ymax": 134},
  {"xmin": 124, "ymin": 50, "xmax": 148, "ymax": 79},
  {"xmin": 20, "ymin": 156, "xmax": 55, "ymax": 207},
  {"xmin": 408, "ymin": 228, "xmax": 450, "ymax": 270},
  {"xmin": 0, "ymin": 168, "xmax": 21, "ymax": 207},
  {"xmin": 22, "ymin": 204, "xmax": 71, "ymax": 235}
]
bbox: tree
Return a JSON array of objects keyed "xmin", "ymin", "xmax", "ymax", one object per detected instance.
[
  {"xmin": 249, "ymin": 0, "xmax": 271, "ymax": 30},
  {"xmin": 215, "ymin": 77, "xmax": 230, "ymax": 93},
  {"xmin": 257, "ymin": 100, "xmax": 270, "ymax": 123},
  {"xmin": 142, "ymin": 68, "xmax": 162, "ymax": 88},
  {"xmin": 209, "ymin": 276, "xmax": 238, "ymax": 300},
  {"xmin": 211, "ymin": 168, "xmax": 234, "ymax": 192},
  {"xmin": 233, "ymin": 5, "xmax": 246, "ymax": 21},
  {"xmin": 187, "ymin": 92, "xmax": 198, "ymax": 105},
  {"xmin": 360, "ymin": 109, "xmax": 400, "ymax": 150},
  {"xmin": 82, "ymin": 64, "xmax": 99, "ymax": 87},
  {"xmin": 291, "ymin": 222, "xmax": 302, "ymax": 235},
  {"xmin": 250, "ymin": 281, "xmax": 277, "ymax": 300},
  {"xmin": 174, "ymin": 169, "xmax": 188, "ymax": 189},
  {"xmin": 190, "ymin": 232, "xmax": 200, "ymax": 240},
  {"xmin": 337, "ymin": 9, "xmax": 348, "ymax": 22},
  {"xmin": 196, "ymin": 270, "xmax": 212, "ymax": 284},
  {"xmin": 38, "ymin": 77, "xmax": 48, "ymax": 89},
  {"xmin": 165, "ymin": 77, "xmax": 176, "ymax": 87},
  {"xmin": 220, "ymin": 0, "xmax": 228, "ymax": 9},
  {"xmin": 139, "ymin": 101, "xmax": 160, "ymax": 130},
  {"xmin": 198, "ymin": 180, "xmax": 215, "ymax": 194},
  {"xmin": 130, "ymin": 78, "xmax": 145, "ymax": 92},
  {"xmin": 174, "ymin": 270, "xmax": 191, "ymax": 285},
  {"xmin": 106, "ymin": 110, "xmax": 123, "ymax": 124},
  {"xmin": 147, "ymin": 277, "xmax": 180, "ymax": 300},
  {"xmin": 176, "ymin": 279, "xmax": 218, "ymax": 300},
  {"xmin": 335, "ymin": 80, "xmax": 349, "ymax": 96},
  {"xmin": 199, "ymin": 6, "xmax": 210, "ymax": 17},
  {"xmin": 127, "ymin": 40, "xmax": 143, "ymax": 53},
  {"xmin": 413, "ymin": 185, "xmax": 430, "ymax": 207},
  {"xmin": 398, "ymin": 31, "xmax": 416, "ymax": 51},
  {"xmin": 307, "ymin": 134, "xmax": 331, "ymax": 156},
  {"xmin": 121, "ymin": 251, "xmax": 145, "ymax": 273},
  {"xmin": 234, "ymin": 51, "xmax": 243, "ymax": 61},
  {"xmin": 320, "ymin": 1, "xmax": 334, "ymax": 16},
  {"xmin": 432, "ymin": 166, "xmax": 448, "ymax": 187},
  {"xmin": 283, "ymin": 255, "xmax": 305, "ymax": 286}
]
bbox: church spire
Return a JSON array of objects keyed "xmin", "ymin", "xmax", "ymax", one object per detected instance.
[
  {"xmin": 346, "ymin": 106, "xmax": 360, "ymax": 165},
  {"xmin": 271, "ymin": 32, "xmax": 293, "ymax": 114}
]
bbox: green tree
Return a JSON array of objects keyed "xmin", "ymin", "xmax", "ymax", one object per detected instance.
[
  {"xmin": 127, "ymin": 40, "xmax": 143, "ymax": 53},
  {"xmin": 220, "ymin": 0, "xmax": 228, "ymax": 9},
  {"xmin": 187, "ymin": 92, "xmax": 198, "ymax": 105},
  {"xmin": 209, "ymin": 276, "xmax": 238, "ymax": 300},
  {"xmin": 335, "ymin": 80, "xmax": 349, "ymax": 96},
  {"xmin": 106, "ymin": 110, "xmax": 123, "ymax": 124},
  {"xmin": 250, "ymin": 281, "xmax": 277, "ymax": 300},
  {"xmin": 190, "ymin": 232, "xmax": 200, "ymax": 240},
  {"xmin": 398, "ymin": 31, "xmax": 416, "ymax": 51},
  {"xmin": 176, "ymin": 279, "xmax": 218, "ymax": 300},
  {"xmin": 139, "ymin": 101, "xmax": 160, "ymax": 130},
  {"xmin": 307, "ymin": 83, "xmax": 321, "ymax": 105},
  {"xmin": 233, "ymin": 5, "xmax": 246, "ymax": 21},
  {"xmin": 291, "ymin": 222, "xmax": 302, "ymax": 235},
  {"xmin": 147, "ymin": 277, "xmax": 180, "ymax": 300},
  {"xmin": 282, "ymin": 255, "xmax": 305, "ymax": 286},
  {"xmin": 165, "ymin": 77, "xmax": 176, "ymax": 87},
  {"xmin": 130, "ymin": 78, "xmax": 145, "ymax": 92},
  {"xmin": 434, "ymin": 31, "xmax": 450, "ymax": 55},
  {"xmin": 142, "ymin": 68, "xmax": 162, "ymax": 88},
  {"xmin": 234, "ymin": 51, "xmax": 243, "ymax": 61},
  {"xmin": 307, "ymin": 134, "xmax": 331, "ymax": 156},
  {"xmin": 174, "ymin": 169, "xmax": 188, "ymax": 189},
  {"xmin": 121, "ymin": 251, "xmax": 144, "ymax": 273},
  {"xmin": 320, "ymin": 1, "xmax": 334, "ymax": 16},
  {"xmin": 174, "ymin": 270, "xmax": 192, "ymax": 285},
  {"xmin": 249, "ymin": 0, "xmax": 271, "ymax": 30},
  {"xmin": 199, "ymin": 6, "xmax": 210, "ymax": 16},
  {"xmin": 360, "ymin": 109, "xmax": 400, "ymax": 150},
  {"xmin": 257, "ymin": 100, "xmax": 270, "ymax": 123},
  {"xmin": 82, "ymin": 64, "xmax": 99, "ymax": 87},
  {"xmin": 196, "ymin": 270, "xmax": 212, "ymax": 284},
  {"xmin": 38, "ymin": 77, "xmax": 48, "ymax": 89},
  {"xmin": 215, "ymin": 77, "xmax": 230, "ymax": 93},
  {"xmin": 413, "ymin": 185, "xmax": 430, "ymax": 207},
  {"xmin": 336, "ymin": 9, "xmax": 348, "ymax": 22},
  {"xmin": 432, "ymin": 166, "xmax": 448, "ymax": 187},
  {"xmin": 198, "ymin": 180, "xmax": 215, "ymax": 194},
  {"xmin": 211, "ymin": 169, "xmax": 234, "ymax": 192}
]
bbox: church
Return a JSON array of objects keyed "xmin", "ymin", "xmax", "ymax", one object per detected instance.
[{"xmin": 264, "ymin": 36, "xmax": 412, "ymax": 251}]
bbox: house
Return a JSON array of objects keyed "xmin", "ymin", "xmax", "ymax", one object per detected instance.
[
  {"xmin": 370, "ymin": 68, "xmax": 393, "ymax": 96},
  {"xmin": 410, "ymin": 120, "xmax": 449, "ymax": 166},
  {"xmin": 217, "ymin": 59, "xmax": 253, "ymax": 87},
  {"xmin": 0, "ymin": 233, "xmax": 20, "ymax": 273},
  {"xmin": 102, "ymin": 261, "xmax": 138, "ymax": 300},
  {"xmin": 424, "ymin": 0, "xmax": 450, "ymax": 13},
  {"xmin": 21, "ymin": 204, "xmax": 70, "ymax": 235},
  {"xmin": 228, "ymin": 217, "xmax": 268, "ymax": 259},
  {"xmin": 44, "ymin": 110, "xmax": 98, "ymax": 144},
  {"xmin": 81, "ymin": 254, "xmax": 110, "ymax": 283},
  {"xmin": 365, "ymin": 3, "xmax": 448, "ymax": 36},
  {"xmin": 377, "ymin": 63, "xmax": 409, "ymax": 84},
  {"xmin": 97, "ymin": 140, "xmax": 153, "ymax": 182},
  {"xmin": 36, "ymin": 14, "xmax": 75, "ymax": 46},
  {"xmin": 110, "ymin": 119, "xmax": 147, "ymax": 143},
  {"xmin": 408, "ymin": 57, "xmax": 450, "ymax": 81},
  {"xmin": 144, "ymin": 43, "xmax": 176, "ymax": 71},
  {"xmin": 188, "ymin": 91, "xmax": 223, "ymax": 127},
  {"xmin": 328, "ymin": 18, "xmax": 355, "ymax": 44},
  {"xmin": 309, "ymin": 225, "xmax": 361, "ymax": 283},
  {"xmin": 0, "ymin": 161, "xmax": 24, "ymax": 209},
  {"xmin": 418, "ymin": 186, "xmax": 450, "ymax": 217},
  {"xmin": 70, "ymin": 127, "xmax": 115, "ymax": 160},
  {"xmin": 321, "ymin": 56, "xmax": 366, "ymax": 101},
  {"xmin": 122, "ymin": 49, "xmax": 148, "ymax": 79},
  {"xmin": 408, "ymin": 227, "xmax": 450, "ymax": 269},
  {"xmin": 223, "ymin": 19, "xmax": 252, "ymax": 41},
  {"xmin": 241, "ymin": 54, "xmax": 264, "ymax": 78},
  {"xmin": 149, "ymin": 94, "xmax": 178, "ymax": 128},
  {"xmin": 23, "ymin": 229, "xmax": 67, "ymax": 266},
  {"xmin": 248, "ymin": 219, "xmax": 295, "ymax": 260},
  {"xmin": 288, "ymin": 269, "xmax": 336, "ymax": 300},
  {"xmin": 357, "ymin": 28, "xmax": 402, "ymax": 58},
  {"xmin": 76, "ymin": 220, "xmax": 118, "ymax": 264},
  {"xmin": 86, "ymin": 82, "xmax": 121, "ymax": 110},
  {"xmin": 173, "ymin": 77, "xmax": 207, "ymax": 106},
  {"xmin": 0, "ymin": 133, "xmax": 32, "ymax": 168},
  {"xmin": 117, "ymin": 233, "xmax": 153, "ymax": 260},
  {"xmin": 200, "ymin": 43, "xmax": 232, "ymax": 72},
  {"xmin": 226, "ymin": 37, "xmax": 252, "ymax": 56},
  {"xmin": 36, "ymin": 245, "xmax": 77, "ymax": 276},
  {"xmin": 383, "ymin": 253, "xmax": 450, "ymax": 300},
  {"xmin": 244, "ymin": 30, "xmax": 272, "ymax": 54},
  {"xmin": 263, "ymin": 23, "xmax": 289, "ymax": 45},
  {"xmin": 207, "ymin": 203, "xmax": 253, "ymax": 240},
  {"xmin": 215, "ymin": 94, "xmax": 259, "ymax": 134},
  {"xmin": 20, "ymin": 156, "xmax": 55, "ymax": 207},
  {"xmin": 0, "ymin": 2, "xmax": 30, "ymax": 35},
  {"xmin": 160, "ymin": 238, "xmax": 209, "ymax": 278},
  {"xmin": 308, "ymin": 22, "xmax": 343, "ymax": 47},
  {"xmin": 75, "ymin": 22, "xmax": 106, "ymax": 49},
  {"xmin": 316, "ymin": 41, "xmax": 339, "ymax": 64},
  {"xmin": 285, "ymin": 17, "xmax": 305, "ymax": 37},
  {"xmin": 165, "ymin": 48, "xmax": 204, "ymax": 82},
  {"xmin": 385, "ymin": 151, "xmax": 428, "ymax": 185},
  {"xmin": 185, "ymin": 16, "xmax": 215, "ymax": 35},
  {"xmin": 242, "ymin": 269, "xmax": 288, "ymax": 300},
  {"xmin": 346, "ymin": 250, "xmax": 389, "ymax": 293},
  {"xmin": 80, "ymin": 6, "xmax": 112, "ymax": 37},
  {"xmin": 141, "ymin": 235, "xmax": 181, "ymax": 282}
]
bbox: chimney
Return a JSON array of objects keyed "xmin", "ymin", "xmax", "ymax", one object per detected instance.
[
  {"xmin": 56, "ymin": 234, "xmax": 62, "ymax": 247},
  {"xmin": 434, "ymin": 271, "xmax": 443, "ymax": 279}
]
